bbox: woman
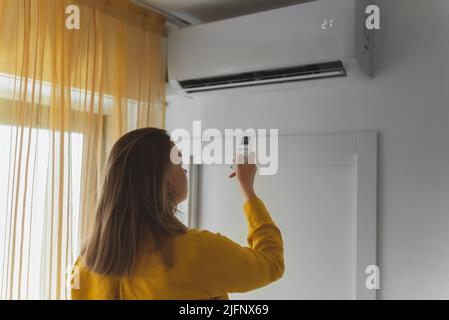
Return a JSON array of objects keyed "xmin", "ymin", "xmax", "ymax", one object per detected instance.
[{"xmin": 70, "ymin": 127, "xmax": 284, "ymax": 299}]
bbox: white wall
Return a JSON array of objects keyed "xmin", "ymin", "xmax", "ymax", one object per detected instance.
[{"xmin": 166, "ymin": 0, "xmax": 449, "ymax": 299}]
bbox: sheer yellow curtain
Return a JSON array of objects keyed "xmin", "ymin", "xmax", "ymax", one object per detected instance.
[{"xmin": 0, "ymin": 0, "xmax": 166, "ymax": 299}]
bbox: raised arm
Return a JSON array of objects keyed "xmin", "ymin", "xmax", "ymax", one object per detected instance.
[
  {"xmin": 193, "ymin": 196, "xmax": 284, "ymax": 296},
  {"xmin": 193, "ymin": 159, "xmax": 284, "ymax": 296}
]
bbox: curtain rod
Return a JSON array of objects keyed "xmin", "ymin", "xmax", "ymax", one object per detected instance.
[{"xmin": 130, "ymin": 0, "xmax": 192, "ymax": 28}]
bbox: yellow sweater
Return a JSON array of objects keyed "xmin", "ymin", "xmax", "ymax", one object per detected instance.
[{"xmin": 70, "ymin": 197, "xmax": 284, "ymax": 299}]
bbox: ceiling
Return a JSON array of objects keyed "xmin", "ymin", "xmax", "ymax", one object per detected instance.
[{"xmin": 139, "ymin": 0, "xmax": 316, "ymax": 26}]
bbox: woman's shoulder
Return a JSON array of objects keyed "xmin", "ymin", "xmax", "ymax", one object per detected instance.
[
  {"xmin": 178, "ymin": 228, "xmax": 238, "ymax": 254},
  {"xmin": 183, "ymin": 228, "xmax": 225, "ymax": 240},
  {"xmin": 173, "ymin": 228, "xmax": 228, "ymax": 252}
]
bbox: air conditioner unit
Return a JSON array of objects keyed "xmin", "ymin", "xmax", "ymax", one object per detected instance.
[{"xmin": 167, "ymin": 0, "xmax": 375, "ymax": 96}]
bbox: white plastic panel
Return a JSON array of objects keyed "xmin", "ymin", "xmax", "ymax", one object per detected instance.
[{"xmin": 168, "ymin": 0, "xmax": 358, "ymax": 81}]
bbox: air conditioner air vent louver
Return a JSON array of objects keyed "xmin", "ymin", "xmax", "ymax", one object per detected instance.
[{"xmin": 179, "ymin": 60, "xmax": 347, "ymax": 93}]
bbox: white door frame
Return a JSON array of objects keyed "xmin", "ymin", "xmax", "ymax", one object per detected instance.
[{"xmin": 354, "ymin": 131, "xmax": 378, "ymax": 300}]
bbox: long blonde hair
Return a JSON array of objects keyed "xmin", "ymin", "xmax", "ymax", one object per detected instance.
[{"xmin": 82, "ymin": 127, "xmax": 188, "ymax": 276}]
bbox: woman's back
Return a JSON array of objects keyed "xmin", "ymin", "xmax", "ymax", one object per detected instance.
[{"xmin": 70, "ymin": 197, "xmax": 284, "ymax": 300}]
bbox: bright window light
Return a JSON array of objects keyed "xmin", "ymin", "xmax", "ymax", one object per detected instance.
[{"xmin": 0, "ymin": 125, "xmax": 83, "ymax": 299}]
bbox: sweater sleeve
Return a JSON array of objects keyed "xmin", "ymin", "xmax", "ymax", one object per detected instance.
[{"xmin": 193, "ymin": 197, "xmax": 285, "ymax": 296}]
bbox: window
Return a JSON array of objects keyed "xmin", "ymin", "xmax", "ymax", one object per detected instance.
[{"xmin": 0, "ymin": 125, "xmax": 83, "ymax": 299}]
